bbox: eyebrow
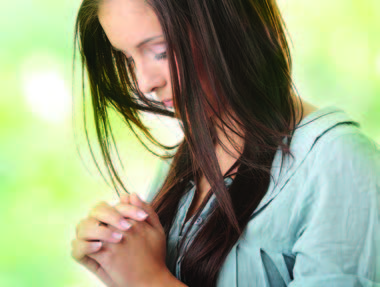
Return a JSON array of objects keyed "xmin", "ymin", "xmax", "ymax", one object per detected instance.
[{"xmin": 112, "ymin": 35, "xmax": 163, "ymax": 55}]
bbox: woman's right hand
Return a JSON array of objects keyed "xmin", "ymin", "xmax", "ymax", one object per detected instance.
[{"xmin": 71, "ymin": 194, "xmax": 150, "ymax": 287}]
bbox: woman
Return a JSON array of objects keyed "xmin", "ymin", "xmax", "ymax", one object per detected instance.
[{"xmin": 70, "ymin": 0, "xmax": 380, "ymax": 286}]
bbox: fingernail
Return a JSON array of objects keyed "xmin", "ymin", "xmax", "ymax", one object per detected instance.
[
  {"xmin": 136, "ymin": 211, "xmax": 148, "ymax": 219},
  {"xmin": 120, "ymin": 220, "xmax": 132, "ymax": 230},
  {"xmin": 112, "ymin": 232, "xmax": 123, "ymax": 240},
  {"xmin": 92, "ymin": 242, "xmax": 102, "ymax": 248}
]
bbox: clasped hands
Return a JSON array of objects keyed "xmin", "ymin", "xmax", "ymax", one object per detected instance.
[{"xmin": 71, "ymin": 193, "xmax": 172, "ymax": 287}]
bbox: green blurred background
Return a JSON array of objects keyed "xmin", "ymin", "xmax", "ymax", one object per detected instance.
[{"xmin": 0, "ymin": 0, "xmax": 379, "ymax": 286}]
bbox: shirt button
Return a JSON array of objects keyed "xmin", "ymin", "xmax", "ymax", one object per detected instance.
[{"xmin": 195, "ymin": 217, "xmax": 203, "ymax": 225}]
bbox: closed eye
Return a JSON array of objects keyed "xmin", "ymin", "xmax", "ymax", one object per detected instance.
[
  {"xmin": 126, "ymin": 52, "xmax": 167, "ymax": 64},
  {"xmin": 155, "ymin": 52, "xmax": 167, "ymax": 61}
]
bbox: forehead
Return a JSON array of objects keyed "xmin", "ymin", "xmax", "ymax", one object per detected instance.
[{"xmin": 98, "ymin": 0, "xmax": 162, "ymax": 51}]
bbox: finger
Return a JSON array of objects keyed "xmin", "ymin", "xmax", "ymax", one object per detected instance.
[
  {"xmin": 71, "ymin": 240, "xmax": 116, "ymax": 287},
  {"xmin": 81, "ymin": 256, "xmax": 116, "ymax": 287},
  {"xmin": 76, "ymin": 217, "xmax": 125, "ymax": 243},
  {"xmin": 89, "ymin": 201, "xmax": 133, "ymax": 231},
  {"xmin": 108, "ymin": 198, "xmax": 120, "ymax": 207},
  {"xmin": 119, "ymin": 193, "xmax": 130, "ymax": 204},
  {"xmin": 113, "ymin": 202, "xmax": 150, "ymax": 222},
  {"xmin": 80, "ymin": 255, "xmax": 115, "ymax": 287},
  {"xmin": 71, "ymin": 238, "xmax": 103, "ymax": 263},
  {"xmin": 129, "ymin": 193, "xmax": 163, "ymax": 232}
]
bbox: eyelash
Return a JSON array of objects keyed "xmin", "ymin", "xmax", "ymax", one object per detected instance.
[
  {"xmin": 155, "ymin": 52, "xmax": 167, "ymax": 60},
  {"xmin": 126, "ymin": 51, "xmax": 167, "ymax": 64}
]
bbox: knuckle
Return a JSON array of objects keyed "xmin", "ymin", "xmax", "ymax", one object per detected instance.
[
  {"xmin": 115, "ymin": 202, "xmax": 130, "ymax": 211},
  {"xmin": 109, "ymin": 198, "xmax": 119, "ymax": 207},
  {"xmin": 98, "ymin": 201, "xmax": 108, "ymax": 207},
  {"xmin": 89, "ymin": 217, "xmax": 103, "ymax": 227},
  {"xmin": 71, "ymin": 242, "xmax": 79, "ymax": 260},
  {"xmin": 92, "ymin": 225, "xmax": 108, "ymax": 241},
  {"xmin": 94, "ymin": 225, "xmax": 122, "ymax": 242},
  {"xmin": 76, "ymin": 222, "xmax": 88, "ymax": 239},
  {"xmin": 93, "ymin": 201, "xmax": 104, "ymax": 211},
  {"xmin": 78, "ymin": 220, "xmax": 100, "ymax": 240},
  {"xmin": 88, "ymin": 208, "xmax": 98, "ymax": 218},
  {"xmin": 71, "ymin": 249, "xmax": 80, "ymax": 261},
  {"xmin": 90, "ymin": 201, "xmax": 107, "ymax": 215},
  {"xmin": 89, "ymin": 203, "xmax": 129, "ymax": 231},
  {"xmin": 115, "ymin": 204, "xmax": 132, "ymax": 217},
  {"xmin": 89, "ymin": 207, "xmax": 114, "ymax": 225},
  {"xmin": 75, "ymin": 219, "xmax": 86, "ymax": 237},
  {"xmin": 77, "ymin": 218, "xmax": 86, "ymax": 227}
]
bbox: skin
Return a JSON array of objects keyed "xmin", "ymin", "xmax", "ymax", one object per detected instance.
[
  {"xmin": 72, "ymin": 1, "xmax": 189, "ymax": 286},
  {"xmin": 98, "ymin": 0, "xmax": 318, "ymax": 210},
  {"xmin": 98, "ymin": 0, "xmax": 171, "ymax": 101},
  {"xmin": 72, "ymin": 0, "xmax": 319, "ymax": 285},
  {"xmin": 98, "ymin": 0, "xmax": 219, "ymax": 113},
  {"xmin": 72, "ymin": 193, "xmax": 186, "ymax": 287},
  {"xmin": 186, "ymin": 98, "xmax": 318, "ymax": 222}
]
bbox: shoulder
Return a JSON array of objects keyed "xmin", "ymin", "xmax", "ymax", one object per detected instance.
[
  {"xmin": 286, "ymin": 105, "xmax": 380, "ymax": 184},
  {"xmin": 287, "ymin": 127, "xmax": 380, "ymax": 285},
  {"xmin": 304, "ymin": 124, "xmax": 380, "ymax": 183},
  {"xmin": 280, "ymin": 107, "xmax": 380, "ymax": 214},
  {"xmin": 288, "ymin": 120, "xmax": 380, "ymax": 234},
  {"xmin": 311, "ymin": 120, "xmax": 378, "ymax": 157}
]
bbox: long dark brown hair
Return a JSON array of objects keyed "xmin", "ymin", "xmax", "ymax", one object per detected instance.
[{"xmin": 73, "ymin": 0, "xmax": 303, "ymax": 286}]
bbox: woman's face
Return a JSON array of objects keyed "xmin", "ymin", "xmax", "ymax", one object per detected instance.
[
  {"xmin": 98, "ymin": 0, "xmax": 218, "ymax": 114},
  {"xmin": 98, "ymin": 0, "xmax": 174, "ymax": 107}
]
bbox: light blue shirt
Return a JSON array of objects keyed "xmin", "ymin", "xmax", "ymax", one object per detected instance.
[{"xmin": 146, "ymin": 106, "xmax": 380, "ymax": 286}]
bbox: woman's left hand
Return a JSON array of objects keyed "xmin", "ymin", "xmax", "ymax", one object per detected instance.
[{"xmin": 88, "ymin": 192, "xmax": 169, "ymax": 287}]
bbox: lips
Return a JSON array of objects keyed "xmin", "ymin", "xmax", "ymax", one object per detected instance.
[{"xmin": 162, "ymin": 99, "xmax": 174, "ymax": 108}]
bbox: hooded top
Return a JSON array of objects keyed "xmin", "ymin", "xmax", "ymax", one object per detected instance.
[{"xmin": 145, "ymin": 105, "xmax": 380, "ymax": 287}]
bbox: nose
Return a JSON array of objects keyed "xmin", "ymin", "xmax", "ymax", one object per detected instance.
[{"xmin": 135, "ymin": 61, "xmax": 166, "ymax": 95}]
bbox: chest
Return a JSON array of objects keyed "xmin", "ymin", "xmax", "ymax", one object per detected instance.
[
  {"xmin": 167, "ymin": 176, "xmax": 303, "ymax": 286},
  {"xmin": 184, "ymin": 175, "xmax": 211, "ymax": 223},
  {"xmin": 184, "ymin": 164, "xmax": 239, "ymax": 223}
]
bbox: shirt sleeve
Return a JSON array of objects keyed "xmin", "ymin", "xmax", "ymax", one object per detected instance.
[{"xmin": 288, "ymin": 131, "xmax": 380, "ymax": 287}]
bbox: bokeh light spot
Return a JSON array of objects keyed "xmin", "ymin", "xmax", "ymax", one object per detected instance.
[{"xmin": 20, "ymin": 52, "xmax": 71, "ymax": 124}]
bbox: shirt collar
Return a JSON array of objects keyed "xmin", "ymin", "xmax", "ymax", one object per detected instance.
[
  {"xmin": 184, "ymin": 105, "xmax": 359, "ymax": 219},
  {"xmin": 249, "ymin": 105, "xmax": 359, "ymax": 218}
]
